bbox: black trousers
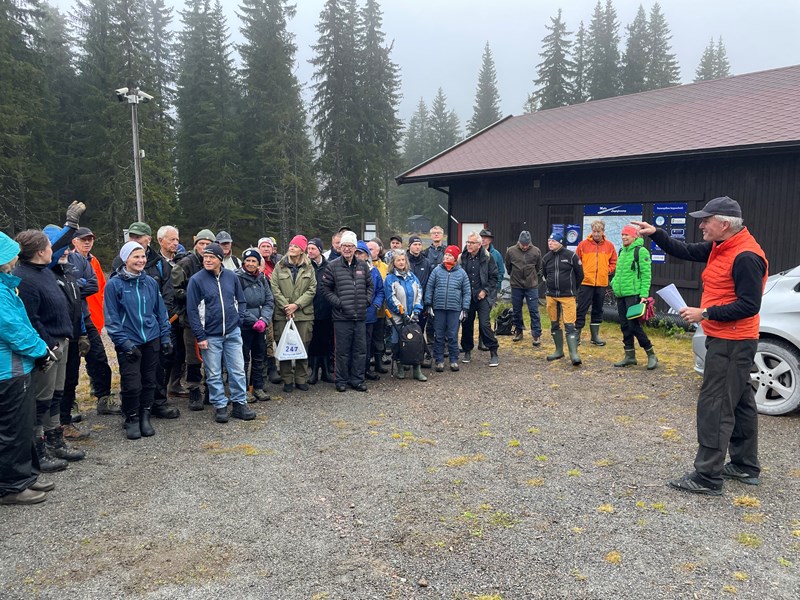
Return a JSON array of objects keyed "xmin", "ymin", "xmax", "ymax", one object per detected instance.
[
  {"xmin": 62, "ymin": 317, "xmax": 112, "ymax": 418},
  {"xmin": 460, "ymin": 297, "xmax": 498, "ymax": 352},
  {"xmin": 0, "ymin": 374, "xmax": 38, "ymax": 496},
  {"xmin": 309, "ymin": 318, "xmax": 333, "ymax": 358},
  {"xmin": 692, "ymin": 337, "xmax": 760, "ymax": 489},
  {"xmin": 616, "ymin": 296, "xmax": 652, "ymax": 350},
  {"xmin": 370, "ymin": 317, "xmax": 385, "ymax": 358},
  {"xmin": 576, "ymin": 285, "xmax": 606, "ymax": 330},
  {"xmin": 116, "ymin": 340, "xmax": 160, "ymax": 416},
  {"xmin": 241, "ymin": 327, "xmax": 266, "ymax": 389},
  {"xmin": 333, "ymin": 320, "xmax": 366, "ymax": 387}
]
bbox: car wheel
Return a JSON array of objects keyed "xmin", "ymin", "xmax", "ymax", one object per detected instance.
[{"xmin": 750, "ymin": 339, "xmax": 800, "ymax": 415}]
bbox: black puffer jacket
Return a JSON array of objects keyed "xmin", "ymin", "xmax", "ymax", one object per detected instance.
[
  {"xmin": 53, "ymin": 262, "xmax": 83, "ymax": 339},
  {"xmin": 311, "ymin": 256, "xmax": 332, "ymax": 321},
  {"xmin": 320, "ymin": 256, "xmax": 374, "ymax": 321},
  {"xmin": 542, "ymin": 247, "xmax": 583, "ymax": 298},
  {"xmin": 458, "ymin": 248, "xmax": 499, "ymax": 306}
]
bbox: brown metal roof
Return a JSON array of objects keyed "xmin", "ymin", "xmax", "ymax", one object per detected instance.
[{"xmin": 397, "ymin": 64, "xmax": 800, "ymax": 184}]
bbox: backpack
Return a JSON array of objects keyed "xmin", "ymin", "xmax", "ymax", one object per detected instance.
[
  {"xmin": 494, "ymin": 307, "xmax": 514, "ymax": 335},
  {"xmin": 397, "ymin": 322, "xmax": 426, "ymax": 365}
]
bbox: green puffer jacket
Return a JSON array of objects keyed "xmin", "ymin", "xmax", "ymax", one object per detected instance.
[{"xmin": 611, "ymin": 237, "xmax": 651, "ymax": 298}]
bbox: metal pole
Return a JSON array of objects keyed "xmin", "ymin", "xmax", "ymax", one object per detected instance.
[{"xmin": 130, "ymin": 96, "xmax": 144, "ymax": 221}]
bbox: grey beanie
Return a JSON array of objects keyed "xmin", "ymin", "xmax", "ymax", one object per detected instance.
[{"xmin": 518, "ymin": 231, "xmax": 532, "ymax": 245}]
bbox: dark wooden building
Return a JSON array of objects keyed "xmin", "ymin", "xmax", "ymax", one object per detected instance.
[{"xmin": 397, "ymin": 65, "xmax": 800, "ymax": 307}]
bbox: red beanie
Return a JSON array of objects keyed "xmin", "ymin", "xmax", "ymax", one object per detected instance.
[
  {"xmin": 621, "ymin": 225, "xmax": 639, "ymax": 237},
  {"xmin": 445, "ymin": 245, "xmax": 460, "ymax": 258},
  {"xmin": 289, "ymin": 235, "xmax": 308, "ymax": 252}
]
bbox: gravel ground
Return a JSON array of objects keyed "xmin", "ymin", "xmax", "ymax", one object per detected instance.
[{"xmin": 1, "ymin": 332, "xmax": 798, "ymax": 600}]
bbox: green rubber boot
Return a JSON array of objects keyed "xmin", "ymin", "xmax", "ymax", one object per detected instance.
[
  {"xmin": 574, "ymin": 327, "xmax": 582, "ymax": 346},
  {"xmin": 645, "ymin": 347, "xmax": 658, "ymax": 370},
  {"xmin": 394, "ymin": 361, "xmax": 405, "ymax": 379},
  {"xmin": 566, "ymin": 333, "xmax": 582, "ymax": 365},
  {"xmin": 546, "ymin": 331, "xmax": 565, "ymax": 361},
  {"xmin": 589, "ymin": 323, "xmax": 606, "ymax": 346},
  {"xmin": 613, "ymin": 347, "xmax": 637, "ymax": 367},
  {"xmin": 412, "ymin": 365, "xmax": 428, "ymax": 381}
]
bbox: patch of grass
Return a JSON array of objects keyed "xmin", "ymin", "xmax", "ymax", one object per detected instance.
[
  {"xmin": 735, "ymin": 533, "xmax": 763, "ymax": 548},
  {"xmin": 445, "ymin": 453, "xmax": 486, "ymax": 468},
  {"xmin": 202, "ymin": 442, "xmax": 271, "ymax": 456},
  {"xmin": 478, "ymin": 430, "xmax": 493, "ymax": 437},
  {"xmin": 534, "ymin": 454, "xmax": 548, "ymax": 462},
  {"xmin": 567, "ymin": 469, "xmax": 581, "ymax": 477},
  {"xmin": 330, "ymin": 418, "xmax": 349, "ymax": 429},
  {"xmin": 366, "ymin": 420, "xmax": 383, "ymax": 427},
  {"xmin": 742, "ymin": 513, "xmax": 766, "ymax": 524},
  {"xmin": 390, "ymin": 432, "xmax": 401, "ymax": 439},
  {"xmin": 678, "ymin": 562, "xmax": 699, "ymax": 573},
  {"xmin": 488, "ymin": 511, "xmax": 517, "ymax": 528},
  {"xmin": 791, "ymin": 529, "xmax": 800, "ymax": 537},
  {"xmin": 527, "ymin": 426, "xmax": 540, "ymax": 435},
  {"xmin": 604, "ymin": 550, "xmax": 622, "ymax": 565},
  {"xmin": 570, "ymin": 569, "xmax": 587, "ymax": 581},
  {"xmin": 732, "ymin": 495, "xmax": 761, "ymax": 508},
  {"xmin": 778, "ymin": 557, "xmax": 793, "ymax": 567},
  {"xmin": 789, "ymin": 469, "xmax": 800, "ymax": 478},
  {"xmin": 311, "ymin": 593, "xmax": 330, "ymax": 600},
  {"xmin": 661, "ymin": 428, "xmax": 681, "ymax": 442},
  {"xmin": 594, "ymin": 458, "xmax": 614, "ymax": 467},
  {"xmin": 508, "ymin": 439, "xmax": 520, "ymax": 447},
  {"xmin": 732, "ymin": 571, "xmax": 749, "ymax": 581},
  {"xmin": 526, "ymin": 478, "xmax": 545, "ymax": 487},
  {"xmin": 722, "ymin": 584, "xmax": 737, "ymax": 594},
  {"xmin": 596, "ymin": 503, "xmax": 615, "ymax": 513},
  {"xmin": 571, "ymin": 527, "xmax": 584, "ymax": 534},
  {"xmin": 613, "ymin": 415, "xmax": 633, "ymax": 425}
]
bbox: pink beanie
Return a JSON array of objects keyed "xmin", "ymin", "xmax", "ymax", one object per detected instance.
[
  {"xmin": 289, "ymin": 235, "xmax": 308, "ymax": 252},
  {"xmin": 621, "ymin": 225, "xmax": 639, "ymax": 237}
]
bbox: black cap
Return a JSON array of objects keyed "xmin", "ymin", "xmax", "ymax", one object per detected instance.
[
  {"xmin": 408, "ymin": 235, "xmax": 422, "ymax": 246},
  {"xmin": 203, "ymin": 243, "xmax": 224, "ymax": 261},
  {"xmin": 479, "ymin": 228, "xmax": 493, "ymax": 238},
  {"xmin": 75, "ymin": 227, "xmax": 94, "ymax": 239},
  {"xmin": 689, "ymin": 196, "xmax": 742, "ymax": 219},
  {"xmin": 390, "ymin": 235, "xmax": 403, "ymax": 244}
]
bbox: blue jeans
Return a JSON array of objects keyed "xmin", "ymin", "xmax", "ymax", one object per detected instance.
[
  {"xmin": 201, "ymin": 328, "xmax": 248, "ymax": 408},
  {"xmin": 511, "ymin": 287, "xmax": 542, "ymax": 336},
  {"xmin": 433, "ymin": 310, "xmax": 460, "ymax": 363}
]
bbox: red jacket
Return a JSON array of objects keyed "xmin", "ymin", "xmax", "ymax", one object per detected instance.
[{"xmin": 87, "ymin": 255, "xmax": 106, "ymax": 332}]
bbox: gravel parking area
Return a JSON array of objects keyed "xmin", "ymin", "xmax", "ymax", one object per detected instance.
[{"xmin": 1, "ymin": 333, "xmax": 798, "ymax": 600}]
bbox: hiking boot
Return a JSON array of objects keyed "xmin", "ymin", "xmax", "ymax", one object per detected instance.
[
  {"xmin": 531, "ymin": 334, "xmax": 541, "ymax": 347},
  {"xmin": 512, "ymin": 329, "xmax": 523, "ymax": 342},
  {"xmin": 645, "ymin": 347, "xmax": 659, "ymax": 370},
  {"xmin": 462, "ymin": 351, "xmax": 471, "ymax": 364},
  {"xmin": 668, "ymin": 473, "xmax": 722, "ymax": 496},
  {"xmin": 97, "ymin": 395, "xmax": 122, "ymax": 416},
  {"xmin": 365, "ymin": 371, "xmax": 380, "ymax": 381},
  {"xmin": 124, "ymin": 415, "xmax": 141, "ymax": 440},
  {"xmin": 613, "ymin": 347, "xmax": 637, "ymax": 367},
  {"xmin": 307, "ymin": 357, "xmax": 319, "ymax": 385},
  {"xmin": 35, "ymin": 436, "xmax": 68, "ymax": 472},
  {"xmin": 231, "ymin": 403, "xmax": 256, "ymax": 420},
  {"xmin": 62, "ymin": 423, "xmax": 90, "ymax": 441},
  {"xmin": 45, "ymin": 427, "xmax": 85, "ymax": 461},
  {"xmin": 188, "ymin": 387, "xmax": 204, "ymax": 411},
  {"xmin": 253, "ymin": 389, "xmax": 271, "ymax": 402},
  {"xmin": 214, "ymin": 407, "xmax": 229, "ymax": 423},
  {"xmin": 374, "ymin": 358, "xmax": 389, "ymax": 374},
  {"xmin": 546, "ymin": 331, "xmax": 565, "ymax": 361},
  {"xmin": 267, "ymin": 358, "xmax": 282, "ymax": 384},
  {"xmin": 412, "ymin": 365, "xmax": 428, "ymax": 381},
  {"xmin": 352, "ymin": 383, "xmax": 368, "ymax": 392},
  {"xmin": 450, "ymin": 362, "xmax": 460, "ymax": 372},
  {"xmin": 29, "ymin": 479, "xmax": 55, "ymax": 492},
  {"xmin": 435, "ymin": 362, "xmax": 444, "ymax": 372},
  {"xmin": 139, "ymin": 408, "xmax": 155, "ymax": 437},
  {"xmin": 489, "ymin": 352, "xmax": 499, "ymax": 367},
  {"xmin": 70, "ymin": 413, "xmax": 83, "ymax": 423},
  {"xmin": 283, "ymin": 383, "xmax": 293, "ymax": 394},
  {"xmin": 295, "ymin": 382, "xmax": 310, "ymax": 391},
  {"xmin": 722, "ymin": 463, "xmax": 760, "ymax": 486},
  {"xmin": 151, "ymin": 402, "xmax": 180, "ymax": 419},
  {"xmin": 421, "ymin": 354, "xmax": 432, "ymax": 368},
  {"xmin": 589, "ymin": 323, "xmax": 606, "ymax": 346},
  {"xmin": 394, "ymin": 361, "xmax": 405, "ymax": 379},
  {"xmin": 566, "ymin": 333, "xmax": 582, "ymax": 366},
  {"xmin": 0, "ymin": 488, "xmax": 47, "ymax": 506},
  {"xmin": 336, "ymin": 384, "xmax": 347, "ymax": 392}
]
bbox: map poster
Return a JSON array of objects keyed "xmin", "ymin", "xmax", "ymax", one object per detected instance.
[{"xmin": 582, "ymin": 204, "xmax": 643, "ymax": 251}]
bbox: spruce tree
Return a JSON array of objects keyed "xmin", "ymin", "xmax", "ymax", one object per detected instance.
[
  {"xmin": 715, "ymin": 37, "xmax": 731, "ymax": 78},
  {"xmin": 621, "ymin": 4, "xmax": 648, "ymax": 94},
  {"xmin": 586, "ymin": 0, "xmax": 621, "ymax": 100},
  {"xmin": 645, "ymin": 2, "xmax": 680, "ymax": 90},
  {"xmin": 572, "ymin": 20, "xmax": 588, "ymax": 104},
  {"xmin": 467, "ymin": 42, "xmax": 502, "ymax": 135},
  {"xmin": 428, "ymin": 88, "xmax": 461, "ymax": 154},
  {"xmin": 532, "ymin": 9, "xmax": 574, "ymax": 110},
  {"xmin": 694, "ymin": 38, "xmax": 716, "ymax": 82}
]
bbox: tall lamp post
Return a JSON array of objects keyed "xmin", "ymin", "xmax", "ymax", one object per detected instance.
[{"xmin": 115, "ymin": 87, "xmax": 153, "ymax": 221}]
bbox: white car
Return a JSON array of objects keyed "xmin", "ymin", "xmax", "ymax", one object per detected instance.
[{"xmin": 692, "ymin": 264, "xmax": 800, "ymax": 415}]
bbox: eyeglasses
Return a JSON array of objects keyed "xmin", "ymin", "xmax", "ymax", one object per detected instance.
[{"xmin": 466, "ymin": 241, "xmax": 480, "ymax": 245}]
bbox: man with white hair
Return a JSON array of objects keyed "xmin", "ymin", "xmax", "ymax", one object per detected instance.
[
  {"xmin": 459, "ymin": 231, "xmax": 499, "ymax": 367},
  {"xmin": 634, "ymin": 196, "xmax": 767, "ymax": 496}
]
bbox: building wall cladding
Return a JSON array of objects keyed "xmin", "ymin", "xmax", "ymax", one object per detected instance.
[{"xmin": 444, "ymin": 150, "xmax": 800, "ymax": 307}]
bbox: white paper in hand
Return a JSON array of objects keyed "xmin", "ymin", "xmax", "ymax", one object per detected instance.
[
  {"xmin": 276, "ymin": 318, "xmax": 307, "ymax": 361},
  {"xmin": 656, "ymin": 284, "xmax": 688, "ymax": 314}
]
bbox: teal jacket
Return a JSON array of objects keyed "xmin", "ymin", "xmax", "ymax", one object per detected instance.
[
  {"xmin": 487, "ymin": 243, "xmax": 505, "ymax": 291},
  {"xmin": 0, "ymin": 271, "xmax": 47, "ymax": 380},
  {"xmin": 611, "ymin": 237, "xmax": 651, "ymax": 298}
]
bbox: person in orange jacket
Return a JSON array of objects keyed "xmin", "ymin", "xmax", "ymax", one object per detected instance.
[{"xmin": 574, "ymin": 220, "xmax": 617, "ymax": 346}]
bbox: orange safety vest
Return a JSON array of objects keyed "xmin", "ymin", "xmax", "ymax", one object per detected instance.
[
  {"xmin": 87, "ymin": 255, "xmax": 106, "ymax": 332},
  {"xmin": 700, "ymin": 227, "xmax": 767, "ymax": 340}
]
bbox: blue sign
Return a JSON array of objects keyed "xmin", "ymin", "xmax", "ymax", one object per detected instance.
[
  {"xmin": 653, "ymin": 203, "xmax": 688, "ymax": 214},
  {"xmin": 583, "ymin": 204, "xmax": 643, "ymax": 216},
  {"xmin": 566, "ymin": 224, "xmax": 581, "ymax": 247},
  {"xmin": 551, "ymin": 223, "xmax": 565, "ymax": 237}
]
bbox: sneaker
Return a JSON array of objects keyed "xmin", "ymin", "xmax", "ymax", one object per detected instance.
[
  {"xmin": 283, "ymin": 383, "xmax": 293, "ymax": 394},
  {"xmin": 512, "ymin": 330, "xmax": 523, "ymax": 342},
  {"xmin": 214, "ymin": 407, "xmax": 229, "ymax": 423},
  {"xmin": 96, "ymin": 395, "xmax": 122, "ymax": 416},
  {"xmin": 253, "ymin": 389, "xmax": 271, "ymax": 402},
  {"xmin": 462, "ymin": 351, "xmax": 471, "ymax": 364},
  {"xmin": 295, "ymin": 382, "xmax": 310, "ymax": 391},
  {"xmin": 450, "ymin": 362, "xmax": 459, "ymax": 372},
  {"xmin": 62, "ymin": 423, "xmax": 90, "ymax": 441},
  {"xmin": 0, "ymin": 488, "xmax": 47, "ymax": 506},
  {"xmin": 667, "ymin": 473, "xmax": 722, "ymax": 496},
  {"xmin": 489, "ymin": 352, "xmax": 499, "ymax": 367},
  {"xmin": 231, "ymin": 403, "xmax": 256, "ymax": 421},
  {"xmin": 435, "ymin": 362, "xmax": 444, "ymax": 372},
  {"xmin": 722, "ymin": 463, "xmax": 761, "ymax": 486},
  {"xmin": 532, "ymin": 335, "xmax": 541, "ymax": 347}
]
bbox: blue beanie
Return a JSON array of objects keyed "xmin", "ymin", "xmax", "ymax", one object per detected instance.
[
  {"xmin": 549, "ymin": 231, "xmax": 566, "ymax": 246},
  {"xmin": 0, "ymin": 231, "xmax": 20, "ymax": 265},
  {"xmin": 356, "ymin": 240, "xmax": 370, "ymax": 255},
  {"xmin": 242, "ymin": 248, "xmax": 262, "ymax": 263}
]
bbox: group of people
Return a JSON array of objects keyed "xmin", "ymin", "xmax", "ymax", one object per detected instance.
[{"xmin": 0, "ymin": 195, "xmax": 767, "ymax": 504}]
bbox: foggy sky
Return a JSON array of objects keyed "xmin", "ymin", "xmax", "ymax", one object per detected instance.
[{"xmin": 53, "ymin": 0, "xmax": 800, "ymax": 125}]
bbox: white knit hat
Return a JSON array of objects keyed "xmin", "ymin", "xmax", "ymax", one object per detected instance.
[{"xmin": 340, "ymin": 231, "xmax": 357, "ymax": 246}]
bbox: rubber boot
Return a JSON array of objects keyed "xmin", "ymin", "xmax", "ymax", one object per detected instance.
[
  {"xmin": 34, "ymin": 436, "xmax": 68, "ymax": 472},
  {"xmin": 589, "ymin": 323, "xmax": 606, "ymax": 346},
  {"xmin": 613, "ymin": 347, "xmax": 637, "ymax": 367},
  {"xmin": 374, "ymin": 354, "xmax": 389, "ymax": 374},
  {"xmin": 44, "ymin": 427, "xmax": 85, "ymax": 461},
  {"xmin": 267, "ymin": 357, "xmax": 282, "ymax": 384},
  {"xmin": 321, "ymin": 356, "xmax": 334, "ymax": 383},
  {"xmin": 308, "ymin": 357, "xmax": 319, "ymax": 385},
  {"xmin": 124, "ymin": 414, "xmax": 141, "ymax": 440},
  {"xmin": 139, "ymin": 407, "xmax": 155, "ymax": 437},
  {"xmin": 645, "ymin": 347, "xmax": 658, "ymax": 370},
  {"xmin": 574, "ymin": 328, "xmax": 582, "ymax": 346},
  {"xmin": 412, "ymin": 365, "xmax": 428, "ymax": 381},
  {"xmin": 566, "ymin": 333, "xmax": 582, "ymax": 366},
  {"xmin": 546, "ymin": 331, "xmax": 565, "ymax": 361}
]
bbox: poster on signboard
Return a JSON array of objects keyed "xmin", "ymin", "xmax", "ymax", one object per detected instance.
[
  {"xmin": 582, "ymin": 204, "xmax": 643, "ymax": 249},
  {"xmin": 651, "ymin": 203, "xmax": 688, "ymax": 263},
  {"xmin": 566, "ymin": 224, "xmax": 581, "ymax": 251}
]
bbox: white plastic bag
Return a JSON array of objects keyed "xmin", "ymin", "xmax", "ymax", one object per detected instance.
[{"xmin": 275, "ymin": 318, "xmax": 307, "ymax": 361}]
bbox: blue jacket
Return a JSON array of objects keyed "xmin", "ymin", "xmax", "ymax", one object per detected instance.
[
  {"xmin": 0, "ymin": 272, "xmax": 47, "ymax": 380},
  {"xmin": 235, "ymin": 267, "xmax": 274, "ymax": 327},
  {"xmin": 424, "ymin": 264, "xmax": 472, "ymax": 312},
  {"xmin": 186, "ymin": 267, "xmax": 246, "ymax": 341},
  {"xmin": 104, "ymin": 267, "xmax": 171, "ymax": 352},
  {"xmin": 366, "ymin": 265, "xmax": 386, "ymax": 324},
  {"xmin": 67, "ymin": 251, "xmax": 99, "ymax": 319},
  {"xmin": 384, "ymin": 270, "xmax": 423, "ymax": 325}
]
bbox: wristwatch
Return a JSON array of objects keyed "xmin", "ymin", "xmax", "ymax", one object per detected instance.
[{"xmin": 701, "ymin": 308, "xmax": 709, "ymax": 320}]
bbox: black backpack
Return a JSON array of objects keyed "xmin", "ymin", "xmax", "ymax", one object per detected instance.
[
  {"xmin": 397, "ymin": 322, "xmax": 426, "ymax": 365},
  {"xmin": 494, "ymin": 307, "xmax": 514, "ymax": 335}
]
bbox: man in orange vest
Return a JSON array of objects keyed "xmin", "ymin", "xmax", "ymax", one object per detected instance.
[{"xmin": 635, "ymin": 196, "xmax": 767, "ymax": 496}]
